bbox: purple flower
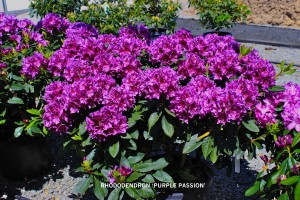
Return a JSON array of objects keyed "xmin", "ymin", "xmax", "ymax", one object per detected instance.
[
  {"xmin": 241, "ymin": 50, "xmax": 276, "ymax": 91},
  {"xmin": 277, "ymin": 175, "xmax": 287, "ymax": 186},
  {"xmin": 119, "ymin": 166, "xmax": 133, "ymax": 176},
  {"xmin": 148, "ymin": 35, "xmax": 183, "ymax": 65},
  {"xmin": 292, "ymin": 164, "xmax": 300, "ymax": 174},
  {"xmin": 0, "ymin": 62, "xmax": 6, "ymax": 70},
  {"xmin": 103, "ymin": 86, "xmax": 136, "ymax": 112},
  {"xmin": 66, "ymin": 22, "xmax": 98, "ymax": 38},
  {"xmin": 177, "ymin": 53, "xmax": 206, "ymax": 78},
  {"xmin": 254, "ymin": 99, "xmax": 277, "ymax": 127},
  {"xmin": 119, "ymin": 25, "xmax": 150, "ymax": 41},
  {"xmin": 21, "ymin": 52, "xmax": 48, "ymax": 79},
  {"xmin": 86, "ymin": 107, "xmax": 128, "ymax": 141},
  {"xmin": 260, "ymin": 155, "xmax": 268, "ymax": 164},
  {"xmin": 141, "ymin": 66, "xmax": 179, "ymax": 100},
  {"xmin": 107, "ymin": 165, "xmax": 133, "ymax": 183},
  {"xmin": 281, "ymin": 83, "xmax": 300, "ymax": 132},
  {"xmin": 170, "ymin": 76, "xmax": 215, "ymax": 123},
  {"xmin": 40, "ymin": 13, "xmax": 70, "ymax": 34},
  {"xmin": 275, "ymin": 135, "xmax": 293, "ymax": 148}
]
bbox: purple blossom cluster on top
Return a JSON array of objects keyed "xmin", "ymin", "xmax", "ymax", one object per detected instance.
[
  {"xmin": 254, "ymin": 82, "xmax": 300, "ymax": 131},
  {"xmin": 0, "ymin": 13, "xmax": 48, "ymax": 57},
  {"xmin": 30, "ymin": 14, "xmax": 299, "ymax": 141}
]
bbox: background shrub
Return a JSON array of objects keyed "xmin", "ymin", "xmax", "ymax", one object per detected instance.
[
  {"xmin": 30, "ymin": 0, "xmax": 181, "ymax": 34},
  {"xmin": 188, "ymin": 0, "xmax": 251, "ymax": 31}
]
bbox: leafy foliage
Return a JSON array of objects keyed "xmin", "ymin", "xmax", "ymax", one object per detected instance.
[{"xmin": 188, "ymin": 0, "xmax": 251, "ymax": 31}]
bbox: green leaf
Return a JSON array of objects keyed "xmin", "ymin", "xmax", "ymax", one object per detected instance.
[
  {"xmin": 130, "ymin": 130, "xmax": 139, "ymax": 139},
  {"xmin": 26, "ymin": 109, "xmax": 40, "ymax": 116},
  {"xmin": 239, "ymin": 45, "xmax": 253, "ymax": 56},
  {"xmin": 109, "ymin": 142, "xmax": 120, "ymax": 158},
  {"xmin": 161, "ymin": 116, "xmax": 174, "ymax": 138},
  {"xmin": 0, "ymin": 119, "xmax": 6, "ymax": 124},
  {"xmin": 126, "ymin": 172, "xmax": 144, "ymax": 182},
  {"xmin": 177, "ymin": 170, "xmax": 197, "ymax": 181},
  {"xmin": 11, "ymin": 75, "xmax": 24, "ymax": 81},
  {"xmin": 242, "ymin": 120, "xmax": 259, "ymax": 133},
  {"xmin": 269, "ymin": 86, "xmax": 285, "ymax": 92},
  {"xmin": 164, "ymin": 108, "xmax": 175, "ymax": 118},
  {"xmin": 135, "ymin": 158, "xmax": 169, "ymax": 172},
  {"xmin": 120, "ymin": 156, "xmax": 130, "ymax": 167},
  {"xmin": 31, "ymin": 126, "xmax": 43, "ymax": 134},
  {"xmin": 210, "ymin": 146, "xmax": 218, "ymax": 163},
  {"xmin": 27, "ymin": 84, "xmax": 34, "ymax": 93},
  {"xmin": 94, "ymin": 178, "xmax": 108, "ymax": 200},
  {"xmin": 182, "ymin": 137, "xmax": 202, "ymax": 154},
  {"xmin": 153, "ymin": 171, "xmax": 174, "ymax": 183},
  {"xmin": 201, "ymin": 136, "xmax": 213, "ymax": 159},
  {"xmin": 79, "ymin": 121, "xmax": 87, "ymax": 135},
  {"xmin": 108, "ymin": 188, "xmax": 121, "ymax": 200},
  {"xmin": 7, "ymin": 97, "xmax": 24, "ymax": 105},
  {"xmin": 82, "ymin": 136, "xmax": 92, "ymax": 147},
  {"xmin": 101, "ymin": 169, "xmax": 110, "ymax": 181},
  {"xmin": 86, "ymin": 149, "xmax": 96, "ymax": 161},
  {"xmin": 292, "ymin": 133, "xmax": 300, "ymax": 147},
  {"xmin": 11, "ymin": 83, "xmax": 24, "ymax": 91},
  {"xmin": 148, "ymin": 112, "xmax": 160, "ymax": 132},
  {"xmin": 252, "ymin": 141, "xmax": 263, "ymax": 149},
  {"xmin": 295, "ymin": 181, "xmax": 300, "ymax": 200},
  {"xmin": 269, "ymin": 161, "xmax": 287, "ymax": 187},
  {"xmin": 128, "ymin": 153, "xmax": 145, "ymax": 164},
  {"xmin": 128, "ymin": 139, "xmax": 137, "ymax": 151},
  {"xmin": 245, "ymin": 181, "xmax": 260, "ymax": 196},
  {"xmin": 14, "ymin": 127, "xmax": 24, "ymax": 138},
  {"xmin": 278, "ymin": 193, "xmax": 289, "ymax": 200},
  {"xmin": 281, "ymin": 176, "xmax": 300, "ymax": 185},
  {"xmin": 259, "ymin": 179, "xmax": 266, "ymax": 192},
  {"xmin": 72, "ymin": 176, "xmax": 92, "ymax": 195},
  {"xmin": 138, "ymin": 187, "xmax": 155, "ymax": 199},
  {"xmin": 125, "ymin": 188, "xmax": 141, "ymax": 200},
  {"xmin": 142, "ymin": 174, "xmax": 155, "ymax": 183}
]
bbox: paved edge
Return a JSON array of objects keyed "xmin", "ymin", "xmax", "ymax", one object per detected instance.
[{"xmin": 176, "ymin": 18, "xmax": 300, "ymax": 49}]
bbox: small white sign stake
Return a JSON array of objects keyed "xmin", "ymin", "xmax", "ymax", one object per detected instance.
[{"xmin": 235, "ymin": 155, "xmax": 240, "ymax": 173}]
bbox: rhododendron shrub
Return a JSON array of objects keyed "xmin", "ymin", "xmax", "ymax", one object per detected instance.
[
  {"xmin": 31, "ymin": 14, "xmax": 299, "ymax": 199},
  {"xmin": 2, "ymin": 13, "xmax": 299, "ymax": 199},
  {"xmin": 0, "ymin": 13, "xmax": 70, "ymax": 137}
]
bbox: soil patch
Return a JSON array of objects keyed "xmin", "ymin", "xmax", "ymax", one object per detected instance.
[{"xmin": 178, "ymin": 0, "xmax": 300, "ymax": 29}]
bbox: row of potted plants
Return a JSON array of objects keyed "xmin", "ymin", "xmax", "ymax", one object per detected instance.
[
  {"xmin": 0, "ymin": 12, "xmax": 300, "ymax": 199},
  {"xmin": 28, "ymin": 0, "xmax": 251, "ymax": 34}
]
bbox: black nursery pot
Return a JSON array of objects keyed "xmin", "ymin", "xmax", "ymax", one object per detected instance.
[
  {"xmin": 148, "ymin": 27, "xmax": 168, "ymax": 40},
  {"xmin": 0, "ymin": 134, "xmax": 52, "ymax": 181},
  {"xmin": 203, "ymin": 31, "xmax": 232, "ymax": 37}
]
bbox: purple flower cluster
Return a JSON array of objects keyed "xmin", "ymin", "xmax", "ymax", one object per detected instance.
[
  {"xmin": 86, "ymin": 107, "xmax": 128, "ymax": 141},
  {"xmin": 38, "ymin": 13, "xmax": 70, "ymax": 34},
  {"xmin": 39, "ymin": 14, "xmax": 299, "ymax": 140},
  {"xmin": 170, "ymin": 76, "xmax": 260, "ymax": 124},
  {"xmin": 241, "ymin": 50, "xmax": 276, "ymax": 91},
  {"xmin": 43, "ymin": 75, "xmax": 116, "ymax": 133},
  {"xmin": 140, "ymin": 66, "xmax": 179, "ymax": 100},
  {"xmin": 254, "ymin": 99, "xmax": 277, "ymax": 126},
  {"xmin": 148, "ymin": 35, "xmax": 183, "ymax": 65},
  {"xmin": 281, "ymin": 83, "xmax": 300, "ymax": 132},
  {"xmin": 170, "ymin": 76, "xmax": 215, "ymax": 123},
  {"xmin": 21, "ymin": 52, "xmax": 48, "ymax": 79},
  {"xmin": 118, "ymin": 24, "xmax": 150, "ymax": 41},
  {"xmin": 0, "ymin": 13, "xmax": 48, "ymax": 50}
]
